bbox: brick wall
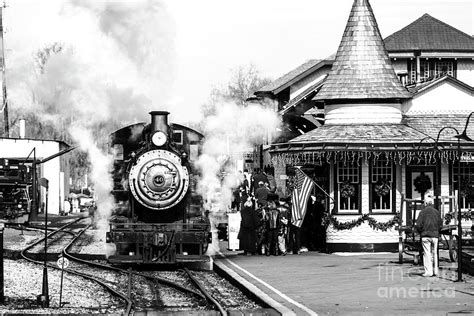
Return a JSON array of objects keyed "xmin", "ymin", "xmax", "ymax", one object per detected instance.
[{"xmin": 274, "ymin": 163, "xmax": 287, "ymax": 195}]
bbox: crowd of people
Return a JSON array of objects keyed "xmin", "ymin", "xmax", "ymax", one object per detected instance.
[{"xmin": 235, "ymin": 167, "xmax": 327, "ymax": 256}]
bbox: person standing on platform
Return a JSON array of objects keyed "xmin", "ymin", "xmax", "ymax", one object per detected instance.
[
  {"xmin": 255, "ymin": 181, "xmax": 269, "ymax": 209},
  {"xmin": 251, "ymin": 169, "xmax": 268, "ymax": 196},
  {"xmin": 288, "ymin": 222, "xmax": 301, "ymax": 254},
  {"xmin": 266, "ymin": 171, "xmax": 277, "ymax": 193},
  {"xmin": 231, "ymin": 187, "xmax": 241, "ymax": 212},
  {"xmin": 278, "ymin": 201, "xmax": 290, "ymax": 255},
  {"xmin": 415, "ymin": 194, "xmax": 443, "ymax": 277},
  {"xmin": 264, "ymin": 194, "xmax": 280, "ymax": 256},
  {"xmin": 238, "ymin": 198, "xmax": 259, "ymax": 255},
  {"xmin": 63, "ymin": 199, "xmax": 71, "ymax": 216}
]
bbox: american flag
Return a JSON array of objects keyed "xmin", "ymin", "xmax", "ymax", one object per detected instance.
[{"xmin": 291, "ymin": 168, "xmax": 315, "ymax": 228}]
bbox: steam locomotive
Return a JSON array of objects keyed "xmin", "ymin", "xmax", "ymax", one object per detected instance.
[{"xmin": 106, "ymin": 111, "xmax": 209, "ymax": 265}]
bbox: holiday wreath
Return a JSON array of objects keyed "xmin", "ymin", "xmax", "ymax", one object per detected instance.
[
  {"xmin": 414, "ymin": 174, "xmax": 432, "ymax": 195},
  {"xmin": 340, "ymin": 181, "xmax": 356, "ymax": 198},
  {"xmin": 374, "ymin": 179, "xmax": 391, "ymax": 197}
]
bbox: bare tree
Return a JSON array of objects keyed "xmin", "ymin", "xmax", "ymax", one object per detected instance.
[
  {"xmin": 200, "ymin": 64, "xmax": 272, "ymax": 119},
  {"xmin": 227, "ymin": 64, "xmax": 272, "ymax": 104}
]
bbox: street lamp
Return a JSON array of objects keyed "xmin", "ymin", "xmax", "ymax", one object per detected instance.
[
  {"xmin": 418, "ymin": 119, "xmax": 473, "ymax": 282},
  {"xmin": 453, "ymin": 112, "xmax": 474, "ymax": 282}
]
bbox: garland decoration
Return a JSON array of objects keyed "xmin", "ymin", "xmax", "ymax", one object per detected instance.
[
  {"xmin": 414, "ymin": 174, "xmax": 432, "ymax": 195},
  {"xmin": 374, "ymin": 179, "xmax": 391, "ymax": 197},
  {"xmin": 340, "ymin": 181, "xmax": 355, "ymax": 199},
  {"xmin": 322, "ymin": 213, "xmax": 399, "ymax": 231},
  {"xmin": 443, "ymin": 210, "xmax": 473, "ymax": 225}
]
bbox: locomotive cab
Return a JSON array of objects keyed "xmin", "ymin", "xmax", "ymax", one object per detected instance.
[{"xmin": 107, "ymin": 111, "xmax": 209, "ymax": 265}]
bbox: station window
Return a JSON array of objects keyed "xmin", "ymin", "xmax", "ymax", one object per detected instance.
[
  {"xmin": 452, "ymin": 162, "xmax": 474, "ymax": 209},
  {"xmin": 370, "ymin": 159, "xmax": 394, "ymax": 213},
  {"xmin": 337, "ymin": 161, "xmax": 360, "ymax": 213},
  {"xmin": 434, "ymin": 61, "xmax": 454, "ymax": 77},
  {"xmin": 409, "ymin": 60, "xmax": 430, "ymax": 83}
]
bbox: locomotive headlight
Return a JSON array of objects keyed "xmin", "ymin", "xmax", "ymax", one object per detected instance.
[{"xmin": 152, "ymin": 131, "xmax": 167, "ymax": 147}]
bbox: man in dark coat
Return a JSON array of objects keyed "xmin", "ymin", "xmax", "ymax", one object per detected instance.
[
  {"xmin": 251, "ymin": 169, "xmax": 269, "ymax": 196},
  {"xmin": 238, "ymin": 198, "xmax": 259, "ymax": 255},
  {"xmin": 255, "ymin": 181, "xmax": 269, "ymax": 208},
  {"xmin": 415, "ymin": 194, "xmax": 443, "ymax": 277}
]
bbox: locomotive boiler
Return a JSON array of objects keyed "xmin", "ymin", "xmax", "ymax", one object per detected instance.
[{"xmin": 106, "ymin": 111, "xmax": 209, "ymax": 265}]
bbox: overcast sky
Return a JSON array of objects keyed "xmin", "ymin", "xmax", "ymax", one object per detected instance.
[
  {"xmin": 4, "ymin": 0, "xmax": 473, "ymax": 125},
  {"xmin": 168, "ymin": 0, "xmax": 472, "ymax": 121}
]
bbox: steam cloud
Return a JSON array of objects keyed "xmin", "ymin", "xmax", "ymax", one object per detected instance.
[
  {"xmin": 4, "ymin": 0, "xmax": 282, "ymax": 258},
  {"xmin": 195, "ymin": 102, "xmax": 280, "ymax": 255},
  {"xmin": 4, "ymin": 1, "xmax": 177, "ymax": 234}
]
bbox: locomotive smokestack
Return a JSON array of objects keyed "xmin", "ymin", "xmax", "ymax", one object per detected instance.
[{"xmin": 150, "ymin": 111, "xmax": 169, "ymax": 136}]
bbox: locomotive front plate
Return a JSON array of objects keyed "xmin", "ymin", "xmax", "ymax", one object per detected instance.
[{"xmin": 129, "ymin": 150, "xmax": 189, "ymax": 210}]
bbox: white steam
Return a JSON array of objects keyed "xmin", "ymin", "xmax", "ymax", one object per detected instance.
[
  {"xmin": 4, "ymin": 1, "xmax": 178, "ymax": 240},
  {"xmin": 196, "ymin": 102, "xmax": 280, "ymax": 255},
  {"xmin": 69, "ymin": 125, "xmax": 114, "ymax": 233},
  {"xmin": 7, "ymin": 0, "xmax": 176, "ymax": 124}
]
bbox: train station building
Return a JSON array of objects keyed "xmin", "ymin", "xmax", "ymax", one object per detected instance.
[
  {"xmin": 256, "ymin": 0, "xmax": 474, "ymax": 251},
  {"xmin": 0, "ymin": 136, "xmax": 72, "ymax": 217}
]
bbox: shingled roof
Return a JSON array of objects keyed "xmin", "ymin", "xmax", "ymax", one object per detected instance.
[
  {"xmin": 385, "ymin": 14, "xmax": 474, "ymax": 52},
  {"xmin": 258, "ymin": 57, "xmax": 334, "ymax": 94},
  {"xmin": 406, "ymin": 74, "xmax": 474, "ymax": 95},
  {"xmin": 288, "ymin": 124, "xmax": 427, "ymax": 145},
  {"xmin": 314, "ymin": 0, "xmax": 411, "ymax": 101},
  {"xmin": 404, "ymin": 114, "xmax": 474, "ymax": 143}
]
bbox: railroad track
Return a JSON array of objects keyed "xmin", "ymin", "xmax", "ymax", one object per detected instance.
[
  {"xmin": 20, "ymin": 217, "xmax": 261, "ymax": 315},
  {"xmin": 62, "ymin": 220, "xmax": 229, "ymax": 314},
  {"xmin": 63, "ymin": 223, "xmax": 233, "ymax": 315},
  {"xmin": 20, "ymin": 218, "xmax": 130, "ymax": 314}
]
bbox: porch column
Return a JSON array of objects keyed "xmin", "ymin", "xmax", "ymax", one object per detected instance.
[{"xmin": 361, "ymin": 164, "xmax": 370, "ymax": 214}]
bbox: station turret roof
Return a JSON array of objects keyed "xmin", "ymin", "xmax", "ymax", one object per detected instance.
[{"xmin": 314, "ymin": 0, "xmax": 412, "ymax": 101}]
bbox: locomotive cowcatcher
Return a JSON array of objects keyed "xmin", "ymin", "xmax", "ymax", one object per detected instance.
[{"xmin": 106, "ymin": 111, "xmax": 210, "ymax": 265}]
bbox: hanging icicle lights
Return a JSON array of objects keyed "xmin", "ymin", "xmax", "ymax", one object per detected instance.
[{"xmin": 271, "ymin": 149, "xmax": 473, "ymax": 167}]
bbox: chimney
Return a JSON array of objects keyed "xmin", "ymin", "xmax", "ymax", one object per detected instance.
[
  {"xmin": 19, "ymin": 119, "xmax": 26, "ymax": 139},
  {"xmin": 149, "ymin": 111, "xmax": 169, "ymax": 137}
]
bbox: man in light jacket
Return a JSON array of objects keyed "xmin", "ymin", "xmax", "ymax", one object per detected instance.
[{"xmin": 415, "ymin": 194, "xmax": 443, "ymax": 277}]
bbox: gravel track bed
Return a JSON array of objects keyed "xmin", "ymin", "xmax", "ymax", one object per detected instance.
[
  {"xmin": 191, "ymin": 270, "xmax": 262, "ymax": 310},
  {"xmin": 0, "ymin": 259, "xmax": 125, "ymax": 314},
  {"xmin": 4, "ymin": 228, "xmax": 44, "ymax": 251},
  {"xmin": 66, "ymin": 261, "xmax": 128, "ymax": 288},
  {"xmin": 28, "ymin": 231, "xmax": 74, "ymax": 253},
  {"xmin": 73, "ymin": 229, "xmax": 108, "ymax": 254},
  {"xmin": 4, "ymin": 220, "xmax": 262, "ymax": 313},
  {"xmin": 134, "ymin": 271, "xmax": 206, "ymax": 311}
]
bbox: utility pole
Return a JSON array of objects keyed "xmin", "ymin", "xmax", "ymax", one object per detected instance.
[{"xmin": 0, "ymin": 1, "xmax": 8, "ymax": 137}]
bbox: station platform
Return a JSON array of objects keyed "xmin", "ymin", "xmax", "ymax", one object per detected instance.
[{"xmin": 214, "ymin": 244, "xmax": 474, "ymax": 315}]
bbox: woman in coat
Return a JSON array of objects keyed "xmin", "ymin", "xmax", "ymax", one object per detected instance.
[{"xmin": 238, "ymin": 198, "xmax": 259, "ymax": 255}]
